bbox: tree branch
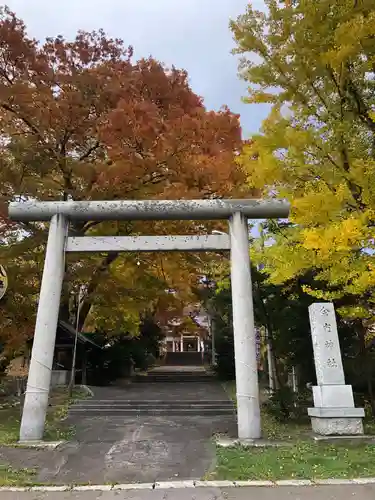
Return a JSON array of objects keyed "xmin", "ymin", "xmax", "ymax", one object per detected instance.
[
  {"xmin": 77, "ymin": 251, "xmax": 120, "ymax": 331},
  {"xmin": 79, "ymin": 140, "xmax": 100, "ymax": 161},
  {"xmin": 0, "ymin": 103, "xmax": 57, "ymax": 157},
  {"xmin": 345, "ymin": 75, "xmax": 375, "ymax": 133}
]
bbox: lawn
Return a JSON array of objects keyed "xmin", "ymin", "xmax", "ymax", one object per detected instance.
[
  {"xmin": 0, "ymin": 465, "xmax": 37, "ymax": 486},
  {"xmin": 213, "ymin": 442, "xmax": 375, "ymax": 481},
  {"xmin": 0, "ymin": 387, "xmax": 87, "ymax": 445},
  {"xmin": 0, "ymin": 387, "xmax": 89, "ymax": 486},
  {"xmin": 212, "ymin": 381, "xmax": 375, "ymax": 481}
]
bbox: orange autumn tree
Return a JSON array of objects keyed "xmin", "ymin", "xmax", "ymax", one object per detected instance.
[{"xmin": 0, "ymin": 7, "xmax": 244, "ymax": 353}]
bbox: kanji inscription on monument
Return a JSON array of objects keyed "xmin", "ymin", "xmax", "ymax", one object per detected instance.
[
  {"xmin": 308, "ymin": 302, "xmax": 345, "ymax": 386},
  {"xmin": 308, "ymin": 302, "xmax": 364, "ymax": 435}
]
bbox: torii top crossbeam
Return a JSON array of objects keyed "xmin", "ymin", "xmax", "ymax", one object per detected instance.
[{"xmin": 8, "ymin": 198, "xmax": 290, "ymax": 222}]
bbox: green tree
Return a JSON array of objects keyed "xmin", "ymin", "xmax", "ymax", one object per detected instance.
[
  {"xmin": 206, "ymin": 263, "xmax": 316, "ymax": 384},
  {"xmin": 84, "ymin": 313, "xmax": 163, "ymax": 385},
  {"xmin": 206, "ymin": 261, "xmax": 375, "ymax": 414}
]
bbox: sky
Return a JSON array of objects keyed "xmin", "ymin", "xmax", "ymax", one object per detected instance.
[{"xmin": 5, "ymin": 0, "xmax": 269, "ymax": 137}]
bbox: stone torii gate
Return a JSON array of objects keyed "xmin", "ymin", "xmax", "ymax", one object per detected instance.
[{"xmin": 8, "ymin": 198, "xmax": 289, "ymax": 443}]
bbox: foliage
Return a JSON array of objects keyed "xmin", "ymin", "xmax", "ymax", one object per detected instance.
[
  {"xmin": 84, "ymin": 314, "xmax": 163, "ymax": 385},
  {"xmin": 208, "ymin": 265, "xmax": 316, "ymax": 384},
  {"xmin": 0, "ymin": 6, "xmax": 245, "ymax": 354},
  {"xmin": 87, "ymin": 333, "xmax": 134, "ymax": 385},
  {"xmin": 215, "ymin": 326, "xmax": 235, "ymax": 380},
  {"xmin": 251, "ymin": 265, "xmax": 316, "ymax": 385},
  {"xmin": 192, "ymin": 278, "xmax": 235, "ymax": 380},
  {"xmin": 209, "ymin": 286, "xmax": 235, "ymax": 381},
  {"xmin": 263, "ymin": 386, "xmax": 311, "ymax": 422},
  {"xmin": 209, "ymin": 259, "xmax": 375, "ymax": 414},
  {"xmin": 231, "ymin": 0, "xmax": 375, "ymax": 323},
  {"xmin": 138, "ymin": 313, "xmax": 164, "ymax": 359},
  {"xmin": 0, "ymin": 242, "xmax": 42, "ymax": 359}
]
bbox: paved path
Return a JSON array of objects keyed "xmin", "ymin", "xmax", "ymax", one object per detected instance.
[
  {"xmin": 1, "ymin": 485, "xmax": 375, "ymax": 499},
  {"xmin": 0, "ymin": 382, "xmax": 236, "ymax": 485}
]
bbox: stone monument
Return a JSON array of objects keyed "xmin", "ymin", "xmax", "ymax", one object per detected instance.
[{"xmin": 307, "ymin": 302, "xmax": 365, "ymax": 435}]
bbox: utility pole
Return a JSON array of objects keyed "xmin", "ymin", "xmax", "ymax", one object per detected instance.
[
  {"xmin": 210, "ymin": 313, "xmax": 216, "ymax": 366},
  {"xmin": 266, "ymin": 328, "xmax": 275, "ymax": 391},
  {"xmin": 68, "ymin": 285, "xmax": 86, "ymax": 397}
]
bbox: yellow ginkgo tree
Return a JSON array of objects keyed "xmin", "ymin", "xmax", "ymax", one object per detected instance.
[{"xmin": 231, "ymin": 0, "xmax": 375, "ymax": 323}]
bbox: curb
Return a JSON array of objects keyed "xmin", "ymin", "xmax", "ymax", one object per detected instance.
[
  {"xmin": 13, "ymin": 441, "xmax": 65, "ymax": 450},
  {"xmin": 1, "ymin": 478, "xmax": 375, "ymax": 491}
]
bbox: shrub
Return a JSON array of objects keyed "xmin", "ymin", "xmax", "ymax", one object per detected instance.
[
  {"xmin": 263, "ymin": 386, "xmax": 312, "ymax": 422},
  {"xmin": 214, "ymin": 324, "xmax": 235, "ymax": 381}
]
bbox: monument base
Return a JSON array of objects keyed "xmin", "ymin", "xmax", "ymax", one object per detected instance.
[
  {"xmin": 308, "ymin": 407, "xmax": 365, "ymax": 436},
  {"xmin": 313, "ymin": 384, "xmax": 354, "ymax": 407}
]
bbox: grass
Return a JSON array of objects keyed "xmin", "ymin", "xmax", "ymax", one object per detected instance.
[
  {"xmin": 214, "ymin": 380, "xmax": 375, "ymax": 481},
  {"xmin": 0, "ymin": 387, "xmax": 89, "ymax": 486},
  {"xmin": 0, "ymin": 464, "xmax": 37, "ymax": 486},
  {"xmin": 0, "ymin": 387, "xmax": 88, "ymax": 445},
  {"xmin": 212, "ymin": 442, "xmax": 375, "ymax": 481}
]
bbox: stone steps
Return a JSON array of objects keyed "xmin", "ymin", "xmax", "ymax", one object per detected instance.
[
  {"xmin": 69, "ymin": 399, "xmax": 235, "ymax": 417},
  {"xmin": 164, "ymin": 352, "xmax": 204, "ymax": 366},
  {"xmin": 69, "ymin": 399, "xmax": 235, "ymax": 416},
  {"xmin": 69, "ymin": 369, "xmax": 232, "ymax": 418},
  {"xmin": 133, "ymin": 374, "xmax": 214, "ymax": 383},
  {"xmin": 69, "ymin": 408, "xmax": 235, "ymax": 416},
  {"xmin": 72, "ymin": 399, "xmax": 231, "ymax": 405},
  {"xmin": 133, "ymin": 368, "xmax": 215, "ymax": 384}
]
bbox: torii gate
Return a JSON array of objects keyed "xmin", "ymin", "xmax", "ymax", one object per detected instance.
[{"xmin": 8, "ymin": 198, "xmax": 289, "ymax": 442}]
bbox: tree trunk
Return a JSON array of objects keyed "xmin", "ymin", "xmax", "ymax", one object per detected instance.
[
  {"xmin": 266, "ymin": 329, "xmax": 279, "ymax": 391},
  {"xmin": 77, "ymin": 251, "xmax": 120, "ymax": 331},
  {"xmin": 70, "ymin": 222, "xmax": 133, "ymax": 332},
  {"xmin": 358, "ymin": 323, "xmax": 375, "ymax": 416}
]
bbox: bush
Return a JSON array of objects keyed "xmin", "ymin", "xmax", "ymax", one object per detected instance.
[
  {"xmin": 263, "ymin": 386, "xmax": 312, "ymax": 422},
  {"xmin": 214, "ymin": 324, "xmax": 235, "ymax": 381},
  {"xmin": 85, "ymin": 315, "xmax": 163, "ymax": 385},
  {"xmin": 85, "ymin": 334, "xmax": 134, "ymax": 385}
]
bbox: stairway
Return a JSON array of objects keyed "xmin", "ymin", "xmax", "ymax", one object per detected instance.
[
  {"xmin": 165, "ymin": 351, "xmax": 203, "ymax": 366},
  {"xmin": 133, "ymin": 369, "xmax": 213, "ymax": 383},
  {"xmin": 68, "ymin": 367, "xmax": 235, "ymax": 418},
  {"xmin": 68, "ymin": 397, "xmax": 235, "ymax": 417}
]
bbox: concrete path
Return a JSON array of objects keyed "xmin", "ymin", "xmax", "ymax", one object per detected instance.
[
  {"xmin": 0, "ymin": 382, "xmax": 236, "ymax": 485},
  {"xmin": 1, "ymin": 485, "xmax": 375, "ymax": 499}
]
